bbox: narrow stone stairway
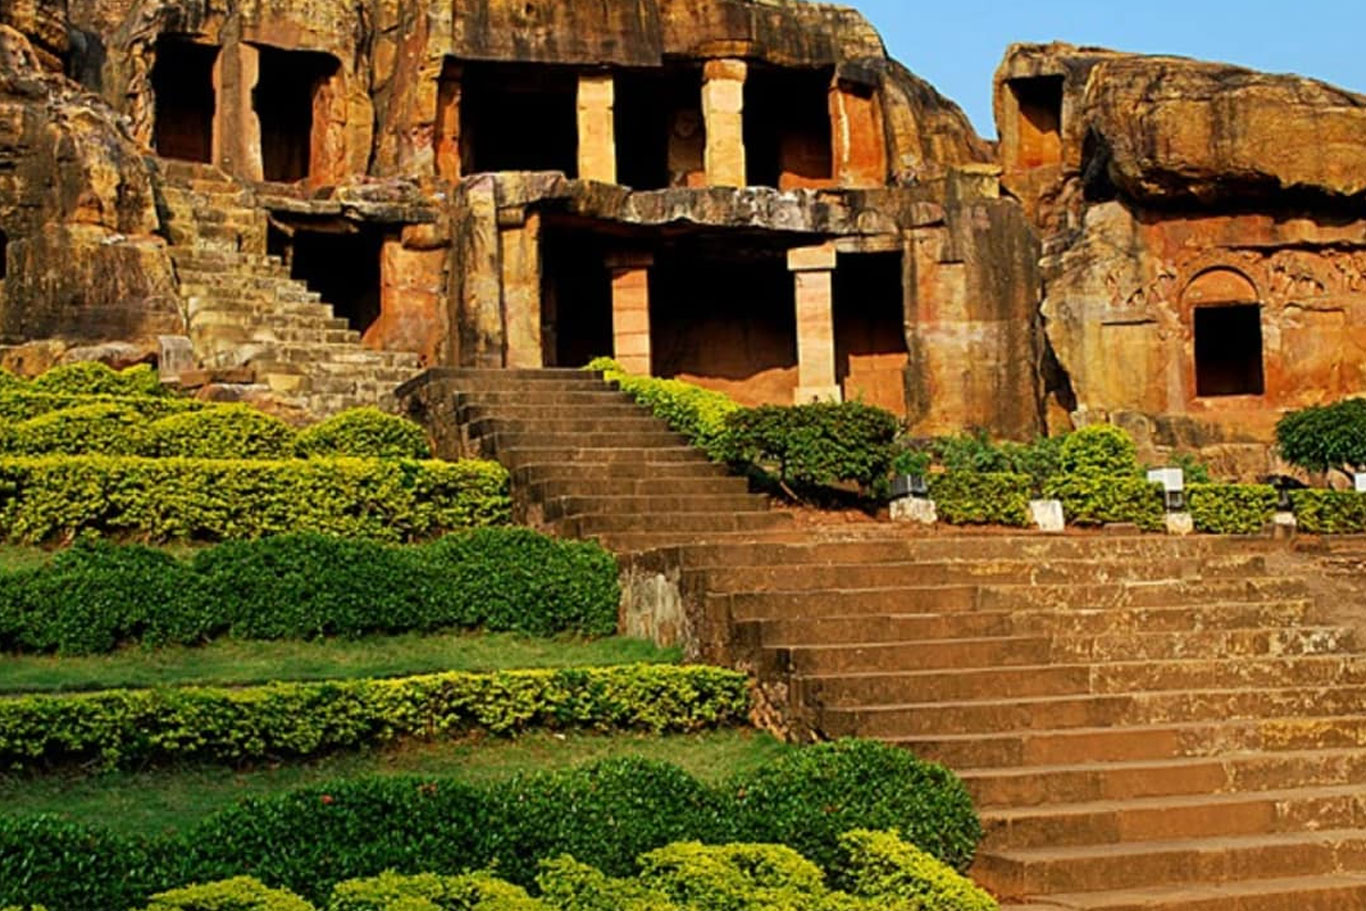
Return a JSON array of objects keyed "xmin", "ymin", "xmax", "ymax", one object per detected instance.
[
  {"xmin": 156, "ymin": 159, "xmax": 421, "ymax": 415},
  {"xmin": 400, "ymin": 367, "xmax": 1366, "ymax": 911}
]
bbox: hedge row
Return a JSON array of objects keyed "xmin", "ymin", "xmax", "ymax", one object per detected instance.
[
  {"xmin": 928, "ymin": 473, "xmax": 1031, "ymax": 527},
  {"xmin": 0, "ymin": 741, "xmax": 983, "ymax": 910},
  {"xmin": 127, "ymin": 830, "xmax": 996, "ymax": 911},
  {"xmin": 0, "ymin": 405, "xmax": 433, "ymax": 461},
  {"xmin": 1186, "ymin": 484, "xmax": 1278, "ymax": 535},
  {"xmin": 587, "ymin": 358, "xmax": 739, "ymax": 460},
  {"xmin": 1290, "ymin": 489, "xmax": 1366, "ymax": 534},
  {"xmin": 0, "ymin": 456, "xmax": 509, "ymax": 543},
  {"xmin": 0, "ymin": 664, "xmax": 745, "ymax": 770},
  {"xmin": 0, "ymin": 530, "xmax": 619, "ymax": 655}
]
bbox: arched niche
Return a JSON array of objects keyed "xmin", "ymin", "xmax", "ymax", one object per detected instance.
[{"xmin": 1182, "ymin": 268, "xmax": 1265, "ymax": 397}]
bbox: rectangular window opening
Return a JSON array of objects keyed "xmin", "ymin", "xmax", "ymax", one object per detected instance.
[
  {"xmin": 1195, "ymin": 304, "xmax": 1265, "ymax": 397},
  {"xmin": 1008, "ymin": 75, "xmax": 1064, "ymax": 170},
  {"xmin": 152, "ymin": 37, "xmax": 219, "ymax": 163}
]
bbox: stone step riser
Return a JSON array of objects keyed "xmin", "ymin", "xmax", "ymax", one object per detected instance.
[
  {"xmin": 555, "ymin": 511, "xmax": 794, "ymax": 537},
  {"xmin": 459, "ymin": 403, "xmax": 648, "ymax": 422},
  {"xmin": 499, "ymin": 447, "xmax": 711, "ymax": 467},
  {"xmin": 978, "ymin": 578, "xmax": 1309, "ymax": 610},
  {"xmin": 485, "ymin": 430, "xmax": 689, "ymax": 449},
  {"xmin": 826, "ymin": 687, "xmax": 1366, "ymax": 739},
  {"xmin": 465, "ymin": 416, "xmax": 675, "ymax": 437},
  {"xmin": 513, "ymin": 461, "xmax": 732, "ymax": 483},
  {"xmin": 528, "ymin": 477, "xmax": 751, "ymax": 500},
  {"xmin": 542, "ymin": 494, "xmax": 769, "ymax": 520}
]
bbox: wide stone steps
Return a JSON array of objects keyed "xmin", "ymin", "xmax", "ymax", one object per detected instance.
[{"xmin": 1005, "ymin": 873, "xmax": 1366, "ymax": 910}]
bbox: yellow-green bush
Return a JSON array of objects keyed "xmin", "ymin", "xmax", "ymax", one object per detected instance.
[
  {"xmin": 0, "ymin": 664, "xmax": 749, "ymax": 770},
  {"xmin": 0, "ymin": 390, "xmax": 202, "ymax": 422},
  {"xmin": 297, "ymin": 408, "xmax": 433, "ymax": 460},
  {"xmin": 144, "ymin": 405, "xmax": 298, "ymax": 459},
  {"xmin": 1186, "ymin": 484, "xmax": 1277, "ymax": 534},
  {"xmin": 0, "ymin": 456, "xmax": 509, "ymax": 543},
  {"xmin": 4, "ymin": 403, "xmax": 149, "ymax": 456},
  {"xmin": 832, "ymin": 830, "xmax": 996, "ymax": 911},
  {"xmin": 587, "ymin": 358, "xmax": 739, "ymax": 460},
  {"xmin": 1043, "ymin": 473, "xmax": 1165, "ymax": 531},
  {"xmin": 139, "ymin": 878, "xmax": 313, "ymax": 911},
  {"xmin": 30, "ymin": 362, "xmax": 167, "ymax": 397},
  {"xmin": 327, "ymin": 872, "xmax": 541, "ymax": 911},
  {"xmin": 928, "ymin": 473, "xmax": 1031, "ymax": 527},
  {"xmin": 1290, "ymin": 490, "xmax": 1366, "ymax": 534}
]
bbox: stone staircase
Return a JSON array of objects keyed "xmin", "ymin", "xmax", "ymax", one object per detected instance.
[
  {"xmin": 155, "ymin": 159, "xmax": 421, "ymax": 415},
  {"xmin": 398, "ymin": 367, "xmax": 1366, "ymax": 911}
]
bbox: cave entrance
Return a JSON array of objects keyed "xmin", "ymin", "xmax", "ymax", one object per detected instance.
[
  {"xmin": 272, "ymin": 223, "xmax": 385, "ymax": 336},
  {"xmin": 152, "ymin": 37, "xmax": 218, "ymax": 163},
  {"xmin": 615, "ymin": 63, "xmax": 705, "ymax": 190},
  {"xmin": 651, "ymin": 239, "xmax": 797, "ymax": 404},
  {"xmin": 1008, "ymin": 76, "xmax": 1064, "ymax": 170},
  {"xmin": 460, "ymin": 61, "xmax": 578, "ymax": 176},
  {"xmin": 1194, "ymin": 304, "xmax": 1265, "ymax": 397},
  {"xmin": 744, "ymin": 66, "xmax": 833, "ymax": 189},
  {"xmin": 253, "ymin": 46, "xmax": 339, "ymax": 183},
  {"xmin": 834, "ymin": 251, "xmax": 907, "ymax": 415},
  {"xmin": 541, "ymin": 223, "xmax": 614, "ymax": 367}
]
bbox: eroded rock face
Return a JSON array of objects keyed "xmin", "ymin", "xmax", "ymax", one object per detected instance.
[
  {"xmin": 998, "ymin": 42, "xmax": 1366, "ymax": 472},
  {"xmin": 0, "ymin": 26, "xmax": 179, "ymax": 351}
]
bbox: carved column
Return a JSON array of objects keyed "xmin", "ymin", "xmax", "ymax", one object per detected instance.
[
  {"xmin": 577, "ymin": 73, "xmax": 617, "ymax": 184},
  {"xmin": 607, "ymin": 252, "xmax": 654, "ymax": 375},
  {"xmin": 788, "ymin": 242, "xmax": 842, "ymax": 403},
  {"xmin": 212, "ymin": 40, "xmax": 263, "ymax": 182},
  {"xmin": 499, "ymin": 207, "xmax": 543, "ymax": 368},
  {"xmin": 702, "ymin": 59, "xmax": 747, "ymax": 187}
]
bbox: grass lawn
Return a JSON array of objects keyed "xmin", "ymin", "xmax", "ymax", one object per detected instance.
[
  {"xmin": 0, "ymin": 729, "xmax": 789, "ymax": 837},
  {"xmin": 0, "ymin": 632, "xmax": 679, "ymax": 694},
  {"xmin": 0, "ymin": 544, "xmax": 59, "ymax": 571}
]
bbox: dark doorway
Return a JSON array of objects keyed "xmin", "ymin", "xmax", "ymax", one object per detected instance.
[
  {"xmin": 254, "ymin": 46, "xmax": 339, "ymax": 183},
  {"xmin": 1195, "ymin": 304, "xmax": 1265, "ymax": 397},
  {"xmin": 0, "ymin": 228, "xmax": 8, "ymax": 280},
  {"xmin": 542, "ymin": 223, "xmax": 613, "ymax": 367},
  {"xmin": 651, "ymin": 240, "xmax": 797, "ymax": 404},
  {"xmin": 152, "ymin": 37, "xmax": 218, "ymax": 163},
  {"xmin": 283, "ymin": 225, "xmax": 385, "ymax": 335},
  {"xmin": 834, "ymin": 252, "xmax": 906, "ymax": 414},
  {"xmin": 744, "ymin": 66, "xmax": 833, "ymax": 188},
  {"xmin": 615, "ymin": 64, "xmax": 703, "ymax": 190},
  {"xmin": 460, "ymin": 62, "xmax": 577, "ymax": 176},
  {"xmin": 1009, "ymin": 76, "xmax": 1064, "ymax": 170}
]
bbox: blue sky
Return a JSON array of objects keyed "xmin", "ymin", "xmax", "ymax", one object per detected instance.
[{"xmin": 849, "ymin": 0, "xmax": 1366, "ymax": 138}]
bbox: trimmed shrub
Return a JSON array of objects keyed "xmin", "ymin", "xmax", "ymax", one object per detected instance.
[
  {"xmin": 297, "ymin": 408, "xmax": 433, "ymax": 460},
  {"xmin": 145, "ymin": 405, "xmax": 298, "ymax": 460},
  {"xmin": 0, "ymin": 368, "xmax": 23, "ymax": 389},
  {"xmin": 140, "ymin": 877, "xmax": 314, "ymax": 911},
  {"xmin": 727, "ymin": 739, "xmax": 982, "ymax": 874},
  {"xmin": 1186, "ymin": 484, "xmax": 1277, "ymax": 535},
  {"xmin": 1289, "ymin": 490, "xmax": 1366, "ymax": 534},
  {"xmin": 30, "ymin": 362, "xmax": 167, "ymax": 397},
  {"xmin": 587, "ymin": 358, "xmax": 740, "ymax": 460},
  {"xmin": 928, "ymin": 473, "xmax": 1031, "ymax": 527},
  {"xmin": 833, "ymin": 830, "xmax": 996, "ymax": 911},
  {"xmin": 0, "ymin": 530, "xmax": 618, "ymax": 655},
  {"xmin": 724, "ymin": 402, "xmax": 898, "ymax": 490},
  {"xmin": 1, "ymin": 746, "xmax": 982, "ymax": 911},
  {"xmin": 637, "ymin": 841, "xmax": 830, "ymax": 911},
  {"xmin": 1044, "ymin": 473, "xmax": 1165, "ymax": 531},
  {"xmin": 327, "ymin": 872, "xmax": 539, "ymax": 911},
  {"xmin": 1276, "ymin": 398, "xmax": 1366, "ymax": 474},
  {"xmin": 5, "ymin": 402, "xmax": 148, "ymax": 456},
  {"xmin": 1058, "ymin": 424, "xmax": 1140, "ymax": 476},
  {"xmin": 0, "ymin": 390, "xmax": 201, "ymax": 422},
  {"xmin": 0, "ymin": 664, "xmax": 749, "ymax": 770},
  {"xmin": 0, "ymin": 456, "xmax": 509, "ymax": 543}
]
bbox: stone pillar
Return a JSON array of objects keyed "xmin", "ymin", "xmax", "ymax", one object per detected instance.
[
  {"xmin": 435, "ymin": 61, "xmax": 462, "ymax": 181},
  {"xmin": 212, "ymin": 40, "xmax": 263, "ymax": 181},
  {"xmin": 577, "ymin": 73, "xmax": 616, "ymax": 184},
  {"xmin": 607, "ymin": 252, "xmax": 654, "ymax": 375},
  {"xmin": 702, "ymin": 59, "xmax": 747, "ymax": 187},
  {"xmin": 499, "ymin": 207, "xmax": 543, "ymax": 368},
  {"xmin": 788, "ymin": 242, "xmax": 841, "ymax": 403}
]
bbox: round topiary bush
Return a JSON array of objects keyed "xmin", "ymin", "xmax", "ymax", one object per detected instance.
[
  {"xmin": 1058, "ymin": 424, "xmax": 1139, "ymax": 476},
  {"xmin": 144, "ymin": 404, "xmax": 298, "ymax": 459},
  {"xmin": 1275, "ymin": 398, "xmax": 1366, "ymax": 474},
  {"xmin": 295, "ymin": 408, "xmax": 432, "ymax": 460},
  {"xmin": 6, "ymin": 403, "xmax": 149, "ymax": 456},
  {"xmin": 725, "ymin": 739, "xmax": 983, "ymax": 874}
]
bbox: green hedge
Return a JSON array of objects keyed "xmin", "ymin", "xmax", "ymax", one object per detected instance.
[
  {"xmin": 29, "ymin": 363, "xmax": 168, "ymax": 397},
  {"xmin": 0, "ymin": 456, "xmax": 509, "ymax": 543},
  {"xmin": 1290, "ymin": 490, "xmax": 1366, "ymax": 534},
  {"xmin": 1044, "ymin": 473, "xmax": 1165, "ymax": 531},
  {"xmin": 0, "ymin": 390, "xmax": 202, "ymax": 422},
  {"xmin": 297, "ymin": 408, "xmax": 433, "ymax": 460},
  {"xmin": 121, "ymin": 830, "xmax": 996, "ymax": 911},
  {"xmin": 144, "ymin": 406, "xmax": 299, "ymax": 460},
  {"xmin": 0, "ymin": 529, "xmax": 619, "ymax": 655},
  {"xmin": 724, "ymin": 402, "xmax": 898, "ymax": 490},
  {"xmin": 0, "ymin": 741, "xmax": 982, "ymax": 910},
  {"xmin": 1186, "ymin": 484, "xmax": 1277, "ymax": 534},
  {"xmin": 928, "ymin": 473, "xmax": 1031, "ymax": 527},
  {"xmin": 0, "ymin": 664, "xmax": 746, "ymax": 770},
  {"xmin": 4, "ymin": 403, "xmax": 149, "ymax": 456},
  {"xmin": 586, "ymin": 358, "xmax": 739, "ymax": 460}
]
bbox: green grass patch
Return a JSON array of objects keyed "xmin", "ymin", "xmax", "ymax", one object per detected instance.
[
  {"xmin": 0, "ymin": 632, "xmax": 678, "ymax": 694},
  {"xmin": 0, "ymin": 729, "xmax": 788, "ymax": 838}
]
